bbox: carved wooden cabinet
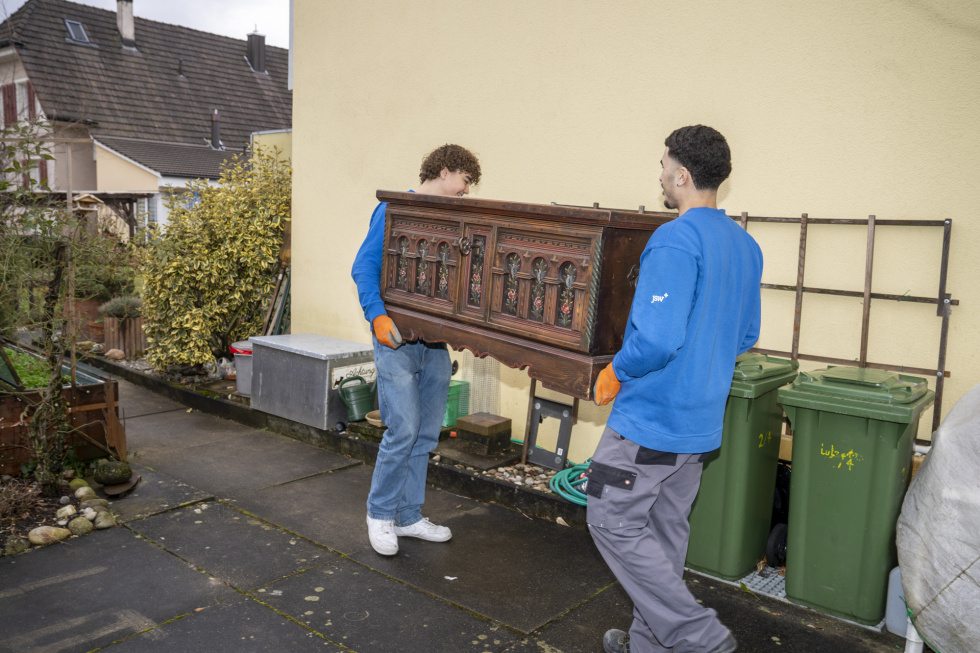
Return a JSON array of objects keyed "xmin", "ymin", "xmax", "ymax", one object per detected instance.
[{"xmin": 378, "ymin": 191, "xmax": 674, "ymax": 400}]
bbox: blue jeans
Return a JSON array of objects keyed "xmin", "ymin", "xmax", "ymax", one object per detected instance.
[{"xmin": 366, "ymin": 336, "xmax": 450, "ymax": 526}]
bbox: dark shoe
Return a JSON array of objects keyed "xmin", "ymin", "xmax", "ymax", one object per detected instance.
[
  {"xmin": 709, "ymin": 632, "xmax": 738, "ymax": 652},
  {"xmin": 602, "ymin": 628, "xmax": 630, "ymax": 653}
]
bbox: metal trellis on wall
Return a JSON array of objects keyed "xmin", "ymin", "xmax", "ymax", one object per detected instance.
[{"xmin": 739, "ymin": 212, "xmax": 955, "ymax": 443}]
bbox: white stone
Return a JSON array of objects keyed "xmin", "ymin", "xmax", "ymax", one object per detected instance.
[{"xmin": 56, "ymin": 505, "xmax": 77, "ymax": 519}]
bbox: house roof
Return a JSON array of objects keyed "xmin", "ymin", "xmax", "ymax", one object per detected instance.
[
  {"xmin": 97, "ymin": 136, "xmax": 245, "ymax": 179},
  {"xmin": 1, "ymin": 0, "xmax": 291, "ymax": 179}
]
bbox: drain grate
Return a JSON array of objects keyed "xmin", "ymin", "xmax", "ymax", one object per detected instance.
[{"xmin": 739, "ymin": 567, "xmax": 787, "ymax": 599}]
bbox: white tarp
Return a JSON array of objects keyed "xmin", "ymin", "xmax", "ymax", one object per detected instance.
[{"xmin": 896, "ymin": 382, "xmax": 980, "ymax": 653}]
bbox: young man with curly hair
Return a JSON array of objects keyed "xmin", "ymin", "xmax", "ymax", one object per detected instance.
[
  {"xmin": 351, "ymin": 144, "xmax": 482, "ymax": 556},
  {"xmin": 588, "ymin": 125, "xmax": 762, "ymax": 653}
]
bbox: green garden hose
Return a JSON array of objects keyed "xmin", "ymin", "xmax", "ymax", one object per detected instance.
[{"xmin": 549, "ymin": 460, "xmax": 591, "ymax": 506}]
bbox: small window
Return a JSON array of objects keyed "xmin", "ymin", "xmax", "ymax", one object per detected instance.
[{"xmin": 65, "ymin": 19, "xmax": 89, "ymax": 43}]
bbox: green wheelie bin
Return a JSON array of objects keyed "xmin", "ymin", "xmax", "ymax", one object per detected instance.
[
  {"xmin": 777, "ymin": 366, "xmax": 934, "ymax": 625},
  {"xmin": 686, "ymin": 353, "xmax": 799, "ymax": 580}
]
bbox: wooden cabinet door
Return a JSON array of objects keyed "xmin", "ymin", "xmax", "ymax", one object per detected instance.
[
  {"xmin": 381, "ymin": 208, "xmax": 462, "ymax": 318},
  {"xmin": 455, "ymin": 224, "xmax": 494, "ymax": 326},
  {"xmin": 486, "ymin": 219, "xmax": 602, "ymax": 353}
]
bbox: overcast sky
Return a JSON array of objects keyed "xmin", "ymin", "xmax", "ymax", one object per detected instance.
[{"xmin": 0, "ymin": 0, "xmax": 291, "ymax": 48}]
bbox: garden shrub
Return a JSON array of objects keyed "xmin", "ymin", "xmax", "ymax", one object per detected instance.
[{"xmin": 140, "ymin": 148, "xmax": 290, "ymax": 369}]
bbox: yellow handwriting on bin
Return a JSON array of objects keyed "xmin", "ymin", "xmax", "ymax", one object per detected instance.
[
  {"xmin": 819, "ymin": 443, "xmax": 863, "ymax": 470},
  {"xmin": 758, "ymin": 432, "xmax": 773, "ymax": 448}
]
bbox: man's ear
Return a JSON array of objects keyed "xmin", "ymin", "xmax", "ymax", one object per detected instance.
[
  {"xmin": 439, "ymin": 167, "xmax": 450, "ymax": 179},
  {"xmin": 676, "ymin": 166, "xmax": 690, "ymax": 187}
]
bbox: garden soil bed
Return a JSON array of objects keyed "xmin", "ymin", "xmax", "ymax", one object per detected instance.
[{"xmin": 0, "ymin": 478, "xmax": 65, "ymax": 545}]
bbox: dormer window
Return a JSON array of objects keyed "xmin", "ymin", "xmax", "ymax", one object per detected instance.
[{"xmin": 65, "ymin": 19, "xmax": 89, "ymax": 43}]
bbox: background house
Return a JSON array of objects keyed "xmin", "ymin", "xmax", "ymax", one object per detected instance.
[
  {"xmin": 0, "ymin": 0, "xmax": 291, "ymax": 232},
  {"xmin": 293, "ymin": 2, "xmax": 976, "ymax": 461}
]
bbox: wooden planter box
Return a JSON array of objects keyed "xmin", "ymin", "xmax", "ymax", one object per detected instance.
[
  {"xmin": 104, "ymin": 316, "xmax": 147, "ymax": 357},
  {"xmin": 0, "ymin": 377, "xmax": 125, "ymax": 476}
]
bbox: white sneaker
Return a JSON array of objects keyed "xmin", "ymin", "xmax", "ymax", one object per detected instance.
[
  {"xmin": 366, "ymin": 515, "xmax": 398, "ymax": 555},
  {"xmin": 393, "ymin": 517, "xmax": 452, "ymax": 542}
]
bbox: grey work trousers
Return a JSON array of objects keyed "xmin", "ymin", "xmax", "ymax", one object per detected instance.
[{"xmin": 586, "ymin": 426, "xmax": 731, "ymax": 653}]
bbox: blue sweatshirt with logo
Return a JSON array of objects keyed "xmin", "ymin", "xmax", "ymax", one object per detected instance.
[{"xmin": 607, "ymin": 207, "xmax": 763, "ymax": 453}]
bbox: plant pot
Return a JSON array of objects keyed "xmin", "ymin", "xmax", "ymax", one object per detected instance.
[{"xmin": 88, "ymin": 321, "xmax": 105, "ymax": 343}]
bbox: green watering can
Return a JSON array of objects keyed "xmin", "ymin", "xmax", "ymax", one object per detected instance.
[{"xmin": 338, "ymin": 376, "xmax": 376, "ymax": 422}]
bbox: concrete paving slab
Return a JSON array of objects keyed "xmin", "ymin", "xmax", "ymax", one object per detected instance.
[
  {"xmin": 115, "ymin": 378, "xmax": 184, "ymax": 418},
  {"xmin": 503, "ymin": 572, "xmax": 906, "ymax": 653},
  {"xmin": 127, "ymin": 502, "xmax": 338, "ymax": 591},
  {"xmin": 104, "ymin": 595, "xmax": 343, "ymax": 651},
  {"xmin": 231, "ymin": 464, "xmax": 376, "ymax": 555},
  {"xmin": 106, "ymin": 463, "xmax": 213, "ymax": 524},
  {"xmin": 232, "ymin": 464, "xmax": 473, "ymax": 556},
  {"xmin": 257, "ymin": 556, "xmax": 520, "ymax": 652},
  {"xmin": 685, "ymin": 573, "xmax": 905, "ymax": 652},
  {"xmin": 501, "ymin": 583, "xmax": 633, "ymax": 653},
  {"xmin": 0, "ymin": 527, "xmax": 236, "ymax": 653},
  {"xmin": 124, "ymin": 407, "xmax": 267, "ymax": 457},
  {"xmin": 133, "ymin": 427, "xmax": 359, "ymax": 498},
  {"xmin": 352, "ymin": 502, "xmax": 615, "ymax": 634}
]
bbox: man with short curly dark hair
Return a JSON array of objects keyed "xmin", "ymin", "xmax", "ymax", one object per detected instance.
[
  {"xmin": 662, "ymin": 125, "xmax": 732, "ymax": 193},
  {"xmin": 588, "ymin": 126, "xmax": 760, "ymax": 653},
  {"xmin": 352, "ymin": 143, "xmax": 481, "ymax": 556},
  {"xmin": 418, "ymin": 144, "xmax": 482, "ymax": 187}
]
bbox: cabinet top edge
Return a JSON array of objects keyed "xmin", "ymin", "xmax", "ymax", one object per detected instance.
[{"xmin": 376, "ymin": 190, "xmax": 676, "ymax": 229}]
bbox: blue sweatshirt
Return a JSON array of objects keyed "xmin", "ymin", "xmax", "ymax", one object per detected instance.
[
  {"xmin": 351, "ymin": 201, "xmax": 391, "ymax": 323},
  {"xmin": 607, "ymin": 207, "xmax": 763, "ymax": 453}
]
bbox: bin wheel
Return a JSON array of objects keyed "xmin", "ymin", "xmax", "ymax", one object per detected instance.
[{"xmin": 765, "ymin": 523, "xmax": 788, "ymax": 568}]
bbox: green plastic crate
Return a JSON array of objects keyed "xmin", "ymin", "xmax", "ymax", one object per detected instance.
[{"xmin": 443, "ymin": 380, "xmax": 470, "ymax": 428}]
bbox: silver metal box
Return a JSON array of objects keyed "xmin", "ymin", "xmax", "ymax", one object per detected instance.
[{"xmin": 250, "ymin": 333, "xmax": 376, "ymax": 430}]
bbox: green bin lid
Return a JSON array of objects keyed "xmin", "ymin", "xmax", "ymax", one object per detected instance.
[
  {"xmin": 733, "ymin": 353, "xmax": 798, "ymax": 381},
  {"xmin": 729, "ymin": 353, "xmax": 799, "ymax": 398},
  {"xmin": 777, "ymin": 365, "xmax": 935, "ymax": 423},
  {"xmin": 789, "ymin": 366, "xmax": 928, "ymax": 404}
]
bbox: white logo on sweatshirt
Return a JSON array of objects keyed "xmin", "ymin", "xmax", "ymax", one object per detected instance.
[{"xmin": 651, "ymin": 293, "xmax": 669, "ymax": 304}]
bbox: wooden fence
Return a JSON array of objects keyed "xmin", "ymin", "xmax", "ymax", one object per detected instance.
[{"xmin": 104, "ymin": 317, "xmax": 147, "ymax": 358}]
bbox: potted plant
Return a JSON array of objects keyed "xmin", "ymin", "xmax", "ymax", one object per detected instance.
[{"xmin": 72, "ymin": 262, "xmax": 136, "ymax": 342}]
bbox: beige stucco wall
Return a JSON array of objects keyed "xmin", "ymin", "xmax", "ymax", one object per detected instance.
[
  {"xmin": 252, "ymin": 130, "xmax": 292, "ymax": 162},
  {"xmin": 94, "ymin": 143, "xmax": 159, "ymax": 192},
  {"xmin": 292, "ymin": 0, "xmax": 980, "ymax": 462}
]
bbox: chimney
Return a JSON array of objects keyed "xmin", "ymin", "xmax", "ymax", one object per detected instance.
[
  {"xmin": 117, "ymin": 0, "xmax": 135, "ymax": 48},
  {"xmin": 246, "ymin": 30, "xmax": 265, "ymax": 73},
  {"xmin": 210, "ymin": 109, "xmax": 222, "ymax": 150}
]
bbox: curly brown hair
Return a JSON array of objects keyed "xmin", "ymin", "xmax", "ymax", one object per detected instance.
[
  {"xmin": 664, "ymin": 125, "xmax": 731, "ymax": 191},
  {"xmin": 419, "ymin": 144, "xmax": 482, "ymax": 185}
]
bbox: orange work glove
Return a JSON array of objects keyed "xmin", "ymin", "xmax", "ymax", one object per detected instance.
[
  {"xmin": 594, "ymin": 363, "xmax": 621, "ymax": 406},
  {"xmin": 372, "ymin": 315, "xmax": 403, "ymax": 349}
]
